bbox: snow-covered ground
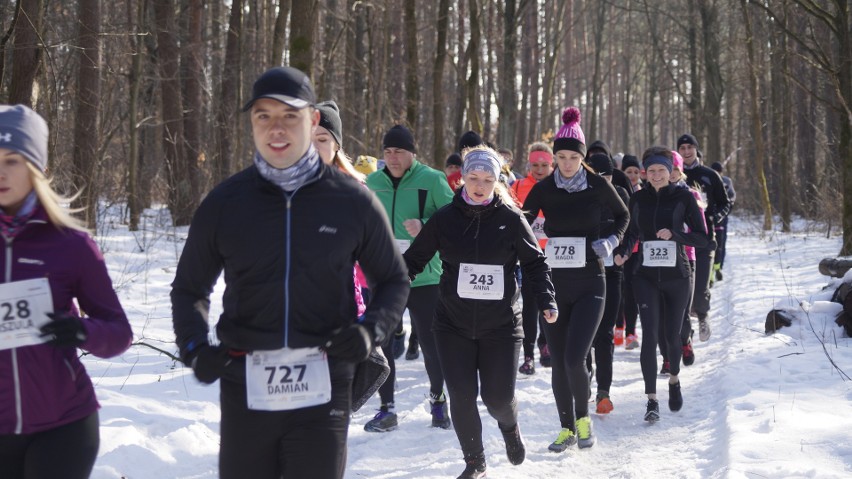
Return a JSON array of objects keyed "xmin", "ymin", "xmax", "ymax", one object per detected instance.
[{"xmin": 84, "ymin": 211, "xmax": 852, "ymax": 479}]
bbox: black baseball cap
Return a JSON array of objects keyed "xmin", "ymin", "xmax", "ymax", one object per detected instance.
[{"xmin": 242, "ymin": 66, "xmax": 316, "ymax": 111}]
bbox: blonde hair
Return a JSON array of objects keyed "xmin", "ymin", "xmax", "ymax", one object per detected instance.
[
  {"xmin": 332, "ymin": 148, "xmax": 365, "ymax": 183},
  {"xmin": 28, "ymin": 163, "xmax": 89, "ymax": 233}
]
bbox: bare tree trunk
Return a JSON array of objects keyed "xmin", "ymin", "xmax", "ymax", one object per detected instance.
[
  {"xmin": 214, "ymin": 0, "xmax": 243, "ymax": 184},
  {"xmin": 182, "ymin": 0, "xmax": 204, "ymax": 203},
  {"xmin": 289, "ymin": 0, "xmax": 317, "ymax": 76},
  {"xmin": 71, "ymin": 0, "xmax": 100, "ymax": 229},
  {"xmin": 497, "ymin": 0, "xmax": 522, "ymax": 154},
  {"xmin": 740, "ymin": 0, "xmax": 772, "ymax": 230},
  {"xmin": 453, "ymin": 0, "xmax": 466, "ymax": 138},
  {"xmin": 698, "ymin": 0, "xmax": 725, "ymax": 163},
  {"xmin": 403, "ymin": 0, "xmax": 419, "ymax": 130},
  {"xmin": 7, "ymin": 0, "xmax": 43, "ymax": 106},
  {"xmin": 270, "ymin": 0, "xmax": 291, "ymax": 67},
  {"xmin": 153, "ymin": 0, "xmax": 193, "ymax": 225},
  {"xmin": 465, "ymin": 0, "xmax": 482, "ymax": 133},
  {"xmin": 432, "ymin": 0, "xmax": 450, "ymax": 162},
  {"xmin": 588, "ymin": 0, "xmax": 606, "ymax": 141},
  {"xmin": 128, "ymin": 0, "xmax": 146, "ymax": 231}
]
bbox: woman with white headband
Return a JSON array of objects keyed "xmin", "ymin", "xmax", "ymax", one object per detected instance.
[{"xmin": 404, "ymin": 145, "xmax": 557, "ymax": 479}]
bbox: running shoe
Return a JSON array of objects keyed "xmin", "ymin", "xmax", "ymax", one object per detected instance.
[
  {"xmin": 714, "ymin": 263, "xmax": 723, "ymax": 282},
  {"xmin": 669, "ymin": 381, "xmax": 683, "ymax": 412},
  {"xmin": 682, "ymin": 333, "xmax": 695, "ymax": 366},
  {"xmin": 625, "ymin": 333, "xmax": 640, "ymax": 350},
  {"xmin": 576, "ymin": 416, "xmax": 595, "ymax": 449},
  {"xmin": 518, "ymin": 356, "xmax": 535, "ymax": 375},
  {"xmin": 698, "ymin": 317, "xmax": 711, "ymax": 342},
  {"xmin": 364, "ymin": 409, "xmax": 398, "ymax": 432},
  {"xmin": 391, "ymin": 330, "xmax": 406, "ymax": 359},
  {"xmin": 659, "ymin": 360, "xmax": 671, "ymax": 376},
  {"xmin": 644, "ymin": 399, "xmax": 660, "ymax": 423},
  {"xmin": 548, "ymin": 428, "xmax": 577, "ymax": 452},
  {"xmin": 614, "ymin": 327, "xmax": 625, "ymax": 346},
  {"xmin": 457, "ymin": 453, "xmax": 487, "ymax": 479},
  {"xmin": 500, "ymin": 423, "xmax": 526, "ymax": 465},
  {"xmin": 595, "ymin": 394, "xmax": 614, "ymax": 414},
  {"xmin": 539, "ymin": 344, "xmax": 552, "ymax": 368},
  {"xmin": 405, "ymin": 341, "xmax": 420, "ymax": 360},
  {"xmin": 430, "ymin": 395, "xmax": 452, "ymax": 429}
]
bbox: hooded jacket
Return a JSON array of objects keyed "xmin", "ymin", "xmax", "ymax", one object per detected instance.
[
  {"xmin": 0, "ymin": 208, "xmax": 132, "ymax": 435},
  {"xmin": 404, "ymin": 191, "xmax": 556, "ymax": 339},
  {"xmin": 366, "ymin": 160, "xmax": 454, "ymax": 288}
]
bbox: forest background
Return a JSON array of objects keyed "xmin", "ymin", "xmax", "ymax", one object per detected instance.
[{"xmin": 1, "ymin": 0, "xmax": 850, "ymax": 253}]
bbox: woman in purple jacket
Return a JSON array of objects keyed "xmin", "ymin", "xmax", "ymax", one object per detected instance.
[{"xmin": 0, "ymin": 105, "xmax": 133, "ymax": 479}]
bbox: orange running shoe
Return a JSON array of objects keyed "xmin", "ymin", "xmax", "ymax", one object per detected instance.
[
  {"xmin": 614, "ymin": 327, "xmax": 625, "ymax": 346},
  {"xmin": 595, "ymin": 395, "xmax": 614, "ymax": 414}
]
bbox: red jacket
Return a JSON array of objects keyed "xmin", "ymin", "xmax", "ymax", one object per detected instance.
[{"xmin": 512, "ymin": 174, "xmax": 547, "ymax": 249}]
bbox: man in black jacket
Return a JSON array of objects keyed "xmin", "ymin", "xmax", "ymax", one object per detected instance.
[
  {"xmin": 677, "ymin": 134, "xmax": 730, "ymax": 342},
  {"xmin": 171, "ymin": 66, "xmax": 409, "ymax": 479}
]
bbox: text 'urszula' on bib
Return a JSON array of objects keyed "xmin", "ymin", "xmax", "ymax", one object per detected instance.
[
  {"xmin": 545, "ymin": 237, "xmax": 586, "ymax": 268},
  {"xmin": 643, "ymin": 240, "xmax": 677, "ymax": 267},
  {"xmin": 0, "ymin": 278, "xmax": 53, "ymax": 351},
  {"xmin": 457, "ymin": 263, "xmax": 504, "ymax": 300},
  {"xmin": 246, "ymin": 347, "xmax": 332, "ymax": 411}
]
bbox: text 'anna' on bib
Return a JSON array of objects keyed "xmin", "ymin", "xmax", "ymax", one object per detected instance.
[{"xmin": 457, "ymin": 263, "xmax": 504, "ymax": 300}]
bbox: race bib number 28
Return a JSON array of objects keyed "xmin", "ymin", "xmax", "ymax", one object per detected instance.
[{"xmin": 0, "ymin": 278, "xmax": 53, "ymax": 351}]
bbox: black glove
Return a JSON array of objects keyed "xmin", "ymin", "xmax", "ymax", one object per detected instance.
[
  {"xmin": 188, "ymin": 344, "xmax": 233, "ymax": 384},
  {"xmin": 323, "ymin": 324, "xmax": 374, "ymax": 362},
  {"xmin": 40, "ymin": 312, "xmax": 88, "ymax": 347}
]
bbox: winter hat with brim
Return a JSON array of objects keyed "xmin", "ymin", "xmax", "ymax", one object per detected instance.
[
  {"xmin": 621, "ymin": 155, "xmax": 641, "ymax": 171},
  {"xmin": 462, "ymin": 149, "xmax": 501, "ymax": 178},
  {"xmin": 587, "ymin": 153, "xmax": 614, "ymax": 176},
  {"xmin": 643, "ymin": 154, "xmax": 673, "ymax": 173},
  {"xmin": 553, "ymin": 107, "xmax": 586, "ymax": 157},
  {"xmin": 0, "ymin": 104, "xmax": 48, "ymax": 173},
  {"xmin": 382, "ymin": 125, "xmax": 416, "ymax": 153},
  {"xmin": 242, "ymin": 66, "xmax": 316, "ymax": 111},
  {"xmin": 677, "ymin": 133, "xmax": 699, "ymax": 149},
  {"xmin": 316, "ymin": 100, "xmax": 343, "ymax": 148}
]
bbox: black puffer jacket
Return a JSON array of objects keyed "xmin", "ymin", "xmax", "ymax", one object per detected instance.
[
  {"xmin": 404, "ymin": 191, "xmax": 556, "ymax": 339},
  {"xmin": 615, "ymin": 183, "xmax": 710, "ymax": 281},
  {"xmin": 172, "ymin": 163, "xmax": 410, "ymax": 357}
]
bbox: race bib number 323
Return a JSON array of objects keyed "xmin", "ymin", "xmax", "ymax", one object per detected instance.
[
  {"xmin": 0, "ymin": 278, "xmax": 53, "ymax": 351},
  {"xmin": 643, "ymin": 240, "xmax": 677, "ymax": 267},
  {"xmin": 246, "ymin": 347, "xmax": 331, "ymax": 411}
]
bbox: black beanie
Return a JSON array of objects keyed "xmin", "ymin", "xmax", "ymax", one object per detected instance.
[
  {"xmin": 711, "ymin": 161, "xmax": 723, "ymax": 173},
  {"xmin": 316, "ymin": 100, "xmax": 343, "ymax": 148},
  {"xmin": 621, "ymin": 155, "xmax": 641, "ymax": 171},
  {"xmin": 382, "ymin": 125, "xmax": 416, "ymax": 153},
  {"xmin": 457, "ymin": 130, "xmax": 483, "ymax": 152},
  {"xmin": 677, "ymin": 133, "xmax": 699, "ymax": 149},
  {"xmin": 587, "ymin": 153, "xmax": 614, "ymax": 176},
  {"xmin": 445, "ymin": 153, "xmax": 463, "ymax": 167}
]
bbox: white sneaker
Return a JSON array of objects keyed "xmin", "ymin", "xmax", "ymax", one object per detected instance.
[{"xmin": 698, "ymin": 318, "xmax": 711, "ymax": 342}]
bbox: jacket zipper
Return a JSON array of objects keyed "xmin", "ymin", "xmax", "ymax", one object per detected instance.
[
  {"xmin": 654, "ymin": 189, "xmax": 662, "ymax": 283},
  {"xmin": 6, "ymin": 236, "xmax": 23, "ymax": 434},
  {"xmin": 284, "ymin": 194, "xmax": 293, "ymax": 347}
]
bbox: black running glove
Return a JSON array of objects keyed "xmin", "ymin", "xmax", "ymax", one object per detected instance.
[
  {"xmin": 323, "ymin": 324, "xmax": 374, "ymax": 363},
  {"xmin": 188, "ymin": 344, "xmax": 233, "ymax": 384},
  {"xmin": 40, "ymin": 312, "xmax": 88, "ymax": 347}
]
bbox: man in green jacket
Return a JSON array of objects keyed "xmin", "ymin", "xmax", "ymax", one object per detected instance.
[{"xmin": 363, "ymin": 124, "xmax": 455, "ymax": 432}]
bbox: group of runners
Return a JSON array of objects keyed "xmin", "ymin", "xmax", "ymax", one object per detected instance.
[{"xmin": 0, "ymin": 65, "xmax": 735, "ymax": 479}]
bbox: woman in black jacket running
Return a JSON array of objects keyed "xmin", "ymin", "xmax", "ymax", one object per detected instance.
[
  {"xmin": 523, "ymin": 108, "xmax": 629, "ymax": 452},
  {"xmin": 613, "ymin": 146, "xmax": 710, "ymax": 422},
  {"xmin": 404, "ymin": 146, "xmax": 557, "ymax": 479}
]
